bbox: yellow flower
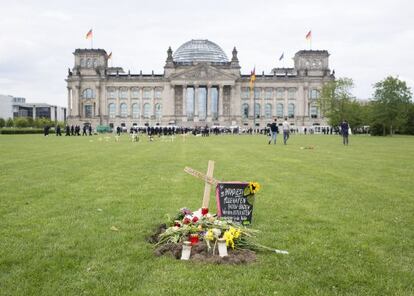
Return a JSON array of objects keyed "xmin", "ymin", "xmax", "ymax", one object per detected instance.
[
  {"xmin": 228, "ymin": 226, "xmax": 241, "ymax": 239},
  {"xmin": 223, "ymin": 230, "xmax": 235, "ymax": 249},
  {"xmin": 249, "ymin": 182, "xmax": 261, "ymax": 194},
  {"xmin": 205, "ymin": 229, "xmax": 214, "ymax": 241}
]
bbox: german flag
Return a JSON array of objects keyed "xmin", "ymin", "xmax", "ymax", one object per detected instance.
[
  {"xmin": 86, "ymin": 29, "xmax": 93, "ymax": 40},
  {"xmin": 249, "ymin": 67, "xmax": 256, "ymax": 92}
]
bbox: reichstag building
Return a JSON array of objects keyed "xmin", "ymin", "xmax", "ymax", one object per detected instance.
[{"xmin": 66, "ymin": 39, "xmax": 334, "ymax": 128}]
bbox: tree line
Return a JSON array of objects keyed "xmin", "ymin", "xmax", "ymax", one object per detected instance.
[
  {"xmin": 0, "ymin": 117, "xmax": 65, "ymax": 129},
  {"xmin": 319, "ymin": 76, "xmax": 413, "ymax": 135}
]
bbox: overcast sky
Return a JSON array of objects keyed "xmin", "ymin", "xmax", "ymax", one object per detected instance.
[{"xmin": 1, "ymin": 0, "xmax": 413, "ymax": 106}]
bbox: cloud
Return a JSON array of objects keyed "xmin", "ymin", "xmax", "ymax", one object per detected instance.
[{"xmin": 0, "ymin": 0, "xmax": 413, "ymax": 106}]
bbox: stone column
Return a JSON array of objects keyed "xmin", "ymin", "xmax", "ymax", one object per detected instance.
[
  {"xmin": 207, "ymin": 84, "xmax": 212, "ymax": 118},
  {"xmin": 67, "ymin": 87, "xmax": 71, "ymax": 116},
  {"xmin": 95, "ymin": 85, "xmax": 100, "ymax": 117},
  {"xmin": 194, "ymin": 85, "xmax": 199, "ymax": 117},
  {"xmin": 219, "ymin": 85, "xmax": 224, "ymax": 117},
  {"xmin": 182, "ymin": 85, "xmax": 187, "ymax": 117},
  {"xmin": 305, "ymin": 86, "xmax": 309, "ymax": 118},
  {"xmin": 75, "ymin": 85, "xmax": 81, "ymax": 117},
  {"xmin": 284, "ymin": 88, "xmax": 289, "ymax": 117},
  {"xmin": 139, "ymin": 87, "xmax": 143, "ymax": 124}
]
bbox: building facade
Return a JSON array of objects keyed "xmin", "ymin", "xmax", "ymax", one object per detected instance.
[
  {"xmin": 66, "ymin": 39, "xmax": 334, "ymax": 128},
  {"xmin": 0, "ymin": 95, "xmax": 66, "ymax": 121}
]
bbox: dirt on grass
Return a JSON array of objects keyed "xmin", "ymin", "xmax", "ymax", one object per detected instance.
[{"xmin": 148, "ymin": 224, "xmax": 256, "ymax": 264}]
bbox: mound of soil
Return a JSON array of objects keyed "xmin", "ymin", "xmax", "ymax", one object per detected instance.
[
  {"xmin": 151, "ymin": 233, "xmax": 256, "ymax": 265},
  {"xmin": 146, "ymin": 223, "xmax": 167, "ymax": 244}
]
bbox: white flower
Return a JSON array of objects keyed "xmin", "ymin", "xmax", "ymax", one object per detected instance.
[
  {"xmin": 212, "ymin": 228, "xmax": 221, "ymax": 237},
  {"xmin": 192, "ymin": 209, "xmax": 202, "ymax": 219}
]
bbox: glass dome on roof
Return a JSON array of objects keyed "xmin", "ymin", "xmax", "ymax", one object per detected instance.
[{"xmin": 173, "ymin": 39, "xmax": 229, "ymax": 63}]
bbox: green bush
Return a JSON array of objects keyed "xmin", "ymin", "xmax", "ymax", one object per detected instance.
[
  {"xmin": 14, "ymin": 117, "xmax": 29, "ymax": 128},
  {"xmin": 0, "ymin": 118, "xmax": 5, "ymax": 128},
  {"xmin": 0, "ymin": 128, "xmax": 55, "ymax": 135},
  {"xmin": 5, "ymin": 118, "xmax": 14, "ymax": 127}
]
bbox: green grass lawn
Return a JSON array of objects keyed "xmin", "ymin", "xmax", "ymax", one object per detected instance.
[{"xmin": 0, "ymin": 133, "xmax": 413, "ymax": 295}]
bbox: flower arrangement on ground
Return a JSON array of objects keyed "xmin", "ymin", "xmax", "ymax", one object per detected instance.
[{"xmin": 150, "ymin": 182, "xmax": 288, "ymax": 262}]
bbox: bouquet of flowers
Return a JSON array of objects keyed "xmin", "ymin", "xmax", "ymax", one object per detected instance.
[{"xmin": 156, "ymin": 208, "xmax": 277, "ymax": 253}]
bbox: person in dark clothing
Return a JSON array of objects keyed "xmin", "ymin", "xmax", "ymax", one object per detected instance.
[
  {"xmin": 70, "ymin": 125, "xmax": 74, "ymax": 136},
  {"xmin": 82, "ymin": 125, "xmax": 87, "ymax": 136},
  {"xmin": 116, "ymin": 126, "xmax": 121, "ymax": 136},
  {"xmin": 268, "ymin": 119, "xmax": 278, "ymax": 144},
  {"xmin": 44, "ymin": 126, "xmax": 49, "ymax": 136},
  {"xmin": 56, "ymin": 125, "xmax": 62, "ymax": 136},
  {"xmin": 88, "ymin": 125, "xmax": 92, "ymax": 136},
  {"xmin": 65, "ymin": 125, "xmax": 70, "ymax": 136},
  {"xmin": 340, "ymin": 120, "xmax": 349, "ymax": 145}
]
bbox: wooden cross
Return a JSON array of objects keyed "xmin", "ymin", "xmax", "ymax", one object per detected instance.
[{"xmin": 184, "ymin": 160, "xmax": 219, "ymax": 209}]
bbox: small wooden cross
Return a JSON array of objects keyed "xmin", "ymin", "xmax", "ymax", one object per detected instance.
[{"xmin": 184, "ymin": 160, "xmax": 219, "ymax": 209}]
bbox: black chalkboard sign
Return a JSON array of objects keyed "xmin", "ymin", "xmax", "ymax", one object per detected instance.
[{"xmin": 216, "ymin": 182, "xmax": 255, "ymax": 225}]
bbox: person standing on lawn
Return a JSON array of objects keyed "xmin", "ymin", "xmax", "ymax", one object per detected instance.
[
  {"xmin": 282, "ymin": 117, "xmax": 290, "ymax": 145},
  {"xmin": 268, "ymin": 118, "xmax": 278, "ymax": 145}
]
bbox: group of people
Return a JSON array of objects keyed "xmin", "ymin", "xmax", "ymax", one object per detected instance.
[
  {"xmin": 268, "ymin": 118, "xmax": 291, "ymax": 145},
  {"xmin": 267, "ymin": 118, "xmax": 350, "ymax": 145},
  {"xmin": 63, "ymin": 125, "xmax": 92, "ymax": 136}
]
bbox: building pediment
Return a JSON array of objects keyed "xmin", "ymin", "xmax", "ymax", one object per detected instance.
[{"xmin": 169, "ymin": 64, "xmax": 238, "ymax": 83}]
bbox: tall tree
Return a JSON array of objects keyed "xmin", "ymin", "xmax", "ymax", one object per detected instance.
[
  {"xmin": 372, "ymin": 76, "xmax": 412, "ymax": 135},
  {"xmin": 319, "ymin": 77, "xmax": 356, "ymax": 127}
]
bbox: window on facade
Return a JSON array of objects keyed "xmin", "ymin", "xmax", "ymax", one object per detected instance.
[
  {"xmin": 84, "ymin": 105, "xmax": 93, "ymax": 118},
  {"xmin": 108, "ymin": 103, "xmax": 116, "ymax": 118},
  {"xmin": 107, "ymin": 88, "xmax": 117, "ymax": 99},
  {"xmin": 186, "ymin": 87, "xmax": 195, "ymax": 120},
  {"xmin": 143, "ymin": 88, "xmax": 152, "ymax": 99},
  {"xmin": 131, "ymin": 88, "xmax": 139, "ymax": 98},
  {"xmin": 86, "ymin": 58, "xmax": 92, "ymax": 68},
  {"xmin": 288, "ymin": 103, "xmax": 295, "ymax": 118},
  {"xmin": 265, "ymin": 103, "xmax": 272, "ymax": 119},
  {"xmin": 288, "ymin": 88, "xmax": 296, "ymax": 99},
  {"xmin": 120, "ymin": 103, "xmax": 127, "ymax": 117},
  {"xmin": 265, "ymin": 88, "xmax": 273, "ymax": 99},
  {"xmin": 276, "ymin": 88, "xmax": 284, "ymax": 99},
  {"xmin": 254, "ymin": 88, "xmax": 261, "ymax": 99},
  {"xmin": 143, "ymin": 103, "xmax": 151, "ymax": 118},
  {"xmin": 310, "ymin": 105, "xmax": 318, "ymax": 118},
  {"xmin": 119, "ymin": 88, "xmax": 128, "ymax": 99},
  {"xmin": 155, "ymin": 103, "xmax": 162, "ymax": 119},
  {"xmin": 80, "ymin": 58, "xmax": 85, "ymax": 67},
  {"xmin": 132, "ymin": 103, "xmax": 140, "ymax": 118},
  {"xmin": 309, "ymin": 89, "xmax": 320, "ymax": 100},
  {"xmin": 198, "ymin": 87, "xmax": 207, "ymax": 121},
  {"xmin": 155, "ymin": 88, "xmax": 162, "ymax": 99},
  {"xmin": 242, "ymin": 88, "xmax": 250, "ymax": 99},
  {"xmin": 254, "ymin": 103, "xmax": 260, "ymax": 119},
  {"xmin": 276, "ymin": 103, "xmax": 284, "ymax": 117},
  {"xmin": 210, "ymin": 87, "xmax": 219, "ymax": 121},
  {"xmin": 242, "ymin": 103, "xmax": 249, "ymax": 119},
  {"xmin": 93, "ymin": 59, "xmax": 98, "ymax": 68},
  {"xmin": 82, "ymin": 88, "xmax": 94, "ymax": 99}
]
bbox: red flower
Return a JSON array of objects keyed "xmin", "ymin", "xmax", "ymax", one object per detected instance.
[
  {"xmin": 192, "ymin": 216, "xmax": 199, "ymax": 223},
  {"xmin": 190, "ymin": 234, "xmax": 199, "ymax": 245},
  {"xmin": 201, "ymin": 208, "xmax": 209, "ymax": 215},
  {"xmin": 183, "ymin": 218, "xmax": 191, "ymax": 224}
]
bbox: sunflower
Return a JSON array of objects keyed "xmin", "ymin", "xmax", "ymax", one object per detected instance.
[{"xmin": 249, "ymin": 182, "xmax": 261, "ymax": 194}]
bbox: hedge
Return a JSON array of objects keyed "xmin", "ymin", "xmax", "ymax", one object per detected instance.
[{"xmin": 0, "ymin": 128, "xmax": 55, "ymax": 134}]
